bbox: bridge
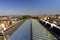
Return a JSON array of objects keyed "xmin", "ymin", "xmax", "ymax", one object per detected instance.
[
  {"xmin": 0, "ymin": 19, "xmax": 60, "ymax": 40},
  {"xmin": 8, "ymin": 19, "xmax": 57, "ymax": 40},
  {"xmin": 39, "ymin": 19, "xmax": 60, "ymax": 40}
]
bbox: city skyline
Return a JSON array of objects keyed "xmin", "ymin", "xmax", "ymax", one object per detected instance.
[{"xmin": 0, "ymin": 0, "xmax": 60, "ymax": 15}]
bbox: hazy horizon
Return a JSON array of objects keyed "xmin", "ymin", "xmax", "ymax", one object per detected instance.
[{"xmin": 0, "ymin": 0, "xmax": 60, "ymax": 15}]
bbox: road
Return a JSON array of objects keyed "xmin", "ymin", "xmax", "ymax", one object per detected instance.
[
  {"xmin": 4, "ymin": 20, "xmax": 24, "ymax": 40},
  {"xmin": 9, "ymin": 19, "xmax": 57, "ymax": 40},
  {"xmin": 32, "ymin": 19, "xmax": 57, "ymax": 40}
]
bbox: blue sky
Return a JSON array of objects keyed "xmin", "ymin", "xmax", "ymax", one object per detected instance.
[{"xmin": 0, "ymin": 0, "xmax": 60, "ymax": 15}]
